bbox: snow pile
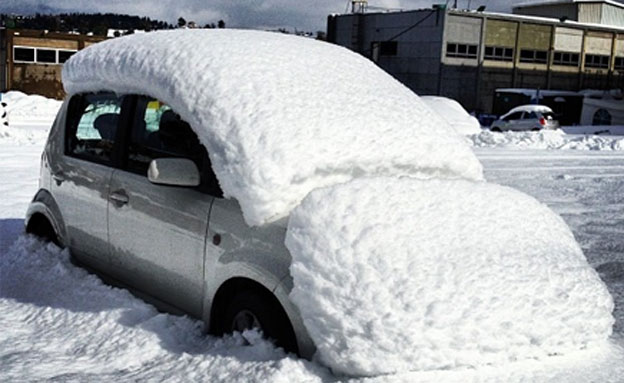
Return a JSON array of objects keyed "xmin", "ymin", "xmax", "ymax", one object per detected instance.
[
  {"xmin": 471, "ymin": 130, "xmax": 624, "ymax": 151},
  {"xmin": 0, "ymin": 91, "xmax": 60, "ymax": 145},
  {"xmin": 421, "ymin": 96, "xmax": 482, "ymax": 135},
  {"xmin": 1, "ymin": 91, "xmax": 61, "ymax": 124},
  {"xmin": 0, "ymin": 236, "xmax": 329, "ymax": 382},
  {"xmin": 286, "ymin": 177, "xmax": 614, "ymax": 376},
  {"xmin": 62, "ymin": 29, "xmax": 483, "ymax": 226}
]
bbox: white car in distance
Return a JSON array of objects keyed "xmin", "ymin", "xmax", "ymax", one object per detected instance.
[{"xmin": 491, "ymin": 105, "xmax": 560, "ymax": 132}]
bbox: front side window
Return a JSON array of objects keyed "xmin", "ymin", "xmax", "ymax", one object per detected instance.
[
  {"xmin": 126, "ymin": 96, "xmax": 222, "ymax": 196},
  {"xmin": 504, "ymin": 112, "xmax": 524, "ymax": 121},
  {"xmin": 66, "ymin": 93, "xmax": 123, "ymax": 163}
]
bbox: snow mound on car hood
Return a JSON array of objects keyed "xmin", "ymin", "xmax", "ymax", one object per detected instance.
[
  {"xmin": 62, "ymin": 29, "xmax": 483, "ymax": 226},
  {"xmin": 285, "ymin": 177, "xmax": 614, "ymax": 376}
]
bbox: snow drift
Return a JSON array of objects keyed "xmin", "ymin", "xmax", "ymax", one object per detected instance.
[
  {"xmin": 286, "ymin": 177, "xmax": 614, "ymax": 376},
  {"xmin": 471, "ymin": 130, "xmax": 624, "ymax": 151},
  {"xmin": 421, "ymin": 96, "xmax": 481, "ymax": 135},
  {"xmin": 62, "ymin": 29, "xmax": 482, "ymax": 226}
]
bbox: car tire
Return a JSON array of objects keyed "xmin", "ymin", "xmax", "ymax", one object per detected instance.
[
  {"xmin": 491, "ymin": 127, "xmax": 502, "ymax": 132},
  {"xmin": 221, "ymin": 290, "xmax": 298, "ymax": 354},
  {"xmin": 531, "ymin": 128, "xmax": 540, "ymax": 132}
]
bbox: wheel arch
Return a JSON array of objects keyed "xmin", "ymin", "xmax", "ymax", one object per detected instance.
[{"xmin": 25, "ymin": 189, "xmax": 67, "ymax": 247}]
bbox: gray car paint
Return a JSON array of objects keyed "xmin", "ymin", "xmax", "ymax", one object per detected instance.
[{"xmin": 27, "ymin": 95, "xmax": 316, "ymax": 358}]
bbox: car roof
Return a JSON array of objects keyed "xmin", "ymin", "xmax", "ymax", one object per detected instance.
[
  {"xmin": 504, "ymin": 104, "xmax": 553, "ymax": 117},
  {"xmin": 62, "ymin": 30, "xmax": 483, "ymax": 226}
]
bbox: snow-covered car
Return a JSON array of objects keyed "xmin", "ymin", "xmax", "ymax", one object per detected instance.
[
  {"xmin": 490, "ymin": 104, "xmax": 559, "ymax": 132},
  {"xmin": 25, "ymin": 30, "xmax": 612, "ymax": 376},
  {"xmin": 1, "ymin": 101, "xmax": 8, "ymax": 126}
]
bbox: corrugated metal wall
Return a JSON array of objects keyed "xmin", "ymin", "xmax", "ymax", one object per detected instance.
[
  {"xmin": 600, "ymin": 4, "xmax": 624, "ymax": 27},
  {"xmin": 579, "ymin": 3, "xmax": 603, "ymax": 24}
]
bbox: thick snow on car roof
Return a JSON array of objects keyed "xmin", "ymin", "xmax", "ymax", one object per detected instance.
[
  {"xmin": 505, "ymin": 104, "xmax": 554, "ymax": 116},
  {"xmin": 63, "ymin": 29, "xmax": 483, "ymax": 225}
]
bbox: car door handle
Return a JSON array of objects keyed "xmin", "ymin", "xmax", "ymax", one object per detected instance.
[
  {"xmin": 110, "ymin": 190, "xmax": 129, "ymax": 206},
  {"xmin": 52, "ymin": 171, "xmax": 65, "ymax": 185}
]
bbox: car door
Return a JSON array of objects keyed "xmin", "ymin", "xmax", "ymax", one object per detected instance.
[
  {"xmin": 503, "ymin": 111, "xmax": 524, "ymax": 131},
  {"xmin": 107, "ymin": 96, "xmax": 218, "ymax": 317},
  {"xmin": 50, "ymin": 92, "xmax": 127, "ymax": 271}
]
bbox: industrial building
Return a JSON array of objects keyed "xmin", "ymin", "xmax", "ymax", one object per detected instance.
[
  {"xmin": 327, "ymin": 0, "xmax": 624, "ymax": 116},
  {"xmin": 0, "ymin": 29, "xmax": 104, "ymax": 99}
]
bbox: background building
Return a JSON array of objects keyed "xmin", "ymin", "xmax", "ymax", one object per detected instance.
[
  {"xmin": 327, "ymin": 1, "xmax": 624, "ymax": 115},
  {"xmin": 0, "ymin": 29, "xmax": 105, "ymax": 99}
]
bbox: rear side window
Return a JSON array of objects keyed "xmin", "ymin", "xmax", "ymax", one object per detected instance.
[{"xmin": 66, "ymin": 93, "xmax": 123, "ymax": 164}]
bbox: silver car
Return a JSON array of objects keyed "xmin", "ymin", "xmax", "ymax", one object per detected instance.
[
  {"xmin": 25, "ymin": 93, "xmax": 314, "ymax": 357},
  {"xmin": 490, "ymin": 105, "xmax": 560, "ymax": 132}
]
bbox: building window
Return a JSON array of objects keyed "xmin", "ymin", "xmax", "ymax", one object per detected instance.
[
  {"xmin": 585, "ymin": 54, "xmax": 610, "ymax": 69},
  {"xmin": 553, "ymin": 51, "xmax": 580, "ymax": 67},
  {"xmin": 371, "ymin": 41, "xmax": 398, "ymax": 56},
  {"xmin": 58, "ymin": 50, "xmax": 76, "ymax": 63},
  {"xmin": 484, "ymin": 46, "xmax": 514, "ymax": 62},
  {"xmin": 13, "ymin": 47, "xmax": 35, "ymax": 63},
  {"xmin": 446, "ymin": 43, "xmax": 478, "ymax": 59},
  {"xmin": 36, "ymin": 48, "xmax": 57, "ymax": 64},
  {"xmin": 12, "ymin": 45, "xmax": 77, "ymax": 65},
  {"xmin": 614, "ymin": 57, "xmax": 624, "ymax": 71},
  {"xmin": 519, "ymin": 49, "xmax": 548, "ymax": 64}
]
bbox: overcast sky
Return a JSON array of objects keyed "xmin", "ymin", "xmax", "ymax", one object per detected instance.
[{"xmin": 0, "ymin": 0, "xmax": 544, "ymax": 32}]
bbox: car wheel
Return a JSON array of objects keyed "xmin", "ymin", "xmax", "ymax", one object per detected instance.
[
  {"xmin": 221, "ymin": 290, "xmax": 298, "ymax": 354},
  {"xmin": 491, "ymin": 127, "xmax": 502, "ymax": 132},
  {"xmin": 531, "ymin": 128, "xmax": 540, "ymax": 132}
]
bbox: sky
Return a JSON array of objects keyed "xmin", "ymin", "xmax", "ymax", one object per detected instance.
[{"xmin": 0, "ymin": 0, "xmax": 537, "ymax": 32}]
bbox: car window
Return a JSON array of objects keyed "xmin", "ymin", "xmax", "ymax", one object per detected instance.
[
  {"xmin": 66, "ymin": 93, "xmax": 123, "ymax": 164},
  {"xmin": 503, "ymin": 112, "xmax": 523, "ymax": 121},
  {"xmin": 126, "ymin": 96, "xmax": 223, "ymax": 197},
  {"xmin": 525, "ymin": 112, "xmax": 538, "ymax": 119}
]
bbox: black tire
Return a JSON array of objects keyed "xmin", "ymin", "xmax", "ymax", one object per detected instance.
[
  {"xmin": 491, "ymin": 127, "xmax": 502, "ymax": 132},
  {"xmin": 220, "ymin": 290, "xmax": 298, "ymax": 354},
  {"xmin": 26, "ymin": 214, "xmax": 61, "ymax": 247},
  {"xmin": 531, "ymin": 128, "xmax": 540, "ymax": 132}
]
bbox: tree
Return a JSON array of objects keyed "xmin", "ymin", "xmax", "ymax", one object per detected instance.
[
  {"xmin": 217, "ymin": 19, "xmax": 225, "ymax": 29},
  {"xmin": 177, "ymin": 17, "xmax": 186, "ymax": 28}
]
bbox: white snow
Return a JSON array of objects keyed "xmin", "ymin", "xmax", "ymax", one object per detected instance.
[
  {"xmin": 0, "ymin": 91, "xmax": 62, "ymax": 145},
  {"xmin": 286, "ymin": 177, "xmax": 614, "ymax": 376},
  {"xmin": 62, "ymin": 29, "xmax": 483, "ymax": 226},
  {"xmin": 503, "ymin": 104, "xmax": 553, "ymax": 116},
  {"xmin": 421, "ymin": 96, "xmax": 482, "ymax": 135},
  {"xmin": 471, "ymin": 130, "xmax": 624, "ymax": 150}
]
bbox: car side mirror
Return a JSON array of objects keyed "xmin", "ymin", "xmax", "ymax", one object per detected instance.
[{"xmin": 148, "ymin": 158, "xmax": 200, "ymax": 187}]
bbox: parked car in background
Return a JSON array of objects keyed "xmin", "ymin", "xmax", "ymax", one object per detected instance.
[{"xmin": 490, "ymin": 105, "xmax": 559, "ymax": 132}]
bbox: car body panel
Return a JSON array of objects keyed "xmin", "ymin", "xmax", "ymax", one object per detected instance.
[{"xmin": 108, "ymin": 169, "xmax": 212, "ymax": 317}]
